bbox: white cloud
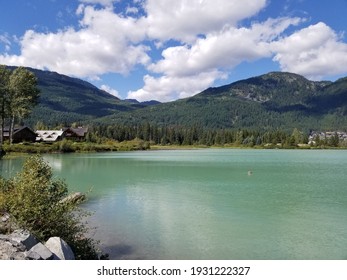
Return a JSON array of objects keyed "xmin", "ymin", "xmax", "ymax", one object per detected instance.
[
  {"xmin": 126, "ymin": 6, "xmax": 139, "ymax": 15},
  {"xmin": 127, "ymin": 70, "xmax": 226, "ymax": 102},
  {"xmin": 144, "ymin": 0, "xmax": 268, "ymax": 43},
  {"xmin": 271, "ymin": 22, "xmax": 347, "ymax": 79},
  {"xmin": 0, "ymin": 6, "xmax": 149, "ymax": 78},
  {"xmin": 0, "ymin": 34, "xmax": 11, "ymax": 51},
  {"xmin": 150, "ymin": 18, "xmax": 302, "ymax": 78},
  {"xmin": 100, "ymin": 84, "xmax": 120, "ymax": 98},
  {"xmin": 78, "ymin": 0, "xmax": 116, "ymax": 8}
]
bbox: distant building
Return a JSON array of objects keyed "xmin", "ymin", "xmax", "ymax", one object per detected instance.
[
  {"xmin": 308, "ymin": 131, "xmax": 347, "ymax": 145},
  {"xmin": 36, "ymin": 130, "xmax": 65, "ymax": 142},
  {"xmin": 36, "ymin": 127, "xmax": 88, "ymax": 142},
  {"xmin": 64, "ymin": 127, "xmax": 88, "ymax": 141},
  {"xmin": 3, "ymin": 126, "xmax": 37, "ymax": 143}
]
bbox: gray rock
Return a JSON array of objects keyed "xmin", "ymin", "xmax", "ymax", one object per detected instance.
[
  {"xmin": 0, "ymin": 240, "xmax": 27, "ymax": 260},
  {"xmin": 26, "ymin": 250, "xmax": 42, "ymax": 260},
  {"xmin": 45, "ymin": 237, "xmax": 75, "ymax": 260},
  {"xmin": 1, "ymin": 235, "xmax": 26, "ymax": 252},
  {"xmin": 28, "ymin": 242, "xmax": 54, "ymax": 260},
  {"xmin": 9, "ymin": 229, "xmax": 39, "ymax": 250},
  {"xmin": 0, "ymin": 234, "xmax": 9, "ymax": 241}
]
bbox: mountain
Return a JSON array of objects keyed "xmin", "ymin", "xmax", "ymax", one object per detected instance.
[
  {"xmin": 14, "ymin": 67, "xmax": 156, "ymax": 126},
  {"xmin": 14, "ymin": 66, "xmax": 347, "ymax": 131},
  {"xmin": 97, "ymin": 72, "xmax": 347, "ymax": 131}
]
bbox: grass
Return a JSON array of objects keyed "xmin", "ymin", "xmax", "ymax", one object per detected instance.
[{"xmin": 2, "ymin": 139, "xmax": 150, "ymax": 155}]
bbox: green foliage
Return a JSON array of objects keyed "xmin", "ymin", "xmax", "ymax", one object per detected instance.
[
  {"xmin": 57, "ymin": 139, "xmax": 75, "ymax": 153},
  {"xmin": 0, "ymin": 178, "xmax": 6, "ymax": 212},
  {"xmin": 15, "ymin": 67, "xmax": 155, "ymax": 127},
  {"xmin": 0, "ymin": 156, "xmax": 99, "ymax": 259},
  {"xmin": 0, "ymin": 65, "xmax": 40, "ymax": 145},
  {"xmin": 329, "ymin": 132, "xmax": 340, "ymax": 147},
  {"xmin": 85, "ymin": 123, "xmax": 318, "ymax": 148},
  {"xmin": 2, "ymin": 138, "xmax": 151, "ymax": 154},
  {"xmin": 8, "ymin": 67, "xmax": 40, "ymax": 119}
]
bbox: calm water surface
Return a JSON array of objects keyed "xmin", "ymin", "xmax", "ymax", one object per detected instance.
[{"xmin": 1, "ymin": 149, "xmax": 347, "ymax": 260}]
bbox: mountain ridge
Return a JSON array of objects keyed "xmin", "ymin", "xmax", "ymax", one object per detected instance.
[
  {"xmin": 6, "ymin": 66, "xmax": 345, "ymax": 131},
  {"xmin": 6, "ymin": 67, "xmax": 158, "ymax": 126},
  {"xmin": 96, "ymin": 71, "xmax": 347, "ymax": 131}
]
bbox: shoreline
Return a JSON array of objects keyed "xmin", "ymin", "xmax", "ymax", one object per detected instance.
[{"xmin": 1, "ymin": 140, "xmax": 347, "ymax": 158}]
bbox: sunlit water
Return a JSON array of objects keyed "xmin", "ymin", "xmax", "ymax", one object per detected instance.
[{"xmin": 1, "ymin": 149, "xmax": 347, "ymax": 260}]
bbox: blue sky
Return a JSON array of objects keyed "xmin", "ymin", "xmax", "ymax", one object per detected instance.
[{"xmin": 0, "ymin": 0, "xmax": 347, "ymax": 102}]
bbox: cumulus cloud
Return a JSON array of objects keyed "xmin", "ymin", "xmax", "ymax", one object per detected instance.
[
  {"xmin": 100, "ymin": 84, "xmax": 120, "ymax": 98},
  {"xmin": 149, "ymin": 17, "xmax": 302, "ymax": 77},
  {"xmin": 0, "ymin": 5, "xmax": 149, "ymax": 78},
  {"xmin": 144, "ymin": 0, "xmax": 267, "ymax": 43},
  {"xmin": 128, "ymin": 70, "xmax": 227, "ymax": 102},
  {"xmin": 271, "ymin": 22, "xmax": 347, "ymax": 79}
]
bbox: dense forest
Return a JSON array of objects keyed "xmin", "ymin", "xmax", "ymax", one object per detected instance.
[{"xmin": 84, "ymin": 123, "xmax": 344, "ymax": 148}]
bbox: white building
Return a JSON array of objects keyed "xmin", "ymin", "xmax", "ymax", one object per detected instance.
[{"xmin": 36, "ymin": 130, "xmax": 65, "ymax": 142}]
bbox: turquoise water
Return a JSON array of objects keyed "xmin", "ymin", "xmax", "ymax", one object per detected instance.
[{"xmin": 1, "ymin": 149, "xmax": 347, "ymax": 260}]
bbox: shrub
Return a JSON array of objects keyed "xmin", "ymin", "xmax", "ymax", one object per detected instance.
[
  {"xmin": 57, "ymin": 139, "xmax": 75, "ymax": 153},
  {"xmin": 0, "ymin": 156, "xmax": 99, "ymax": 259}
]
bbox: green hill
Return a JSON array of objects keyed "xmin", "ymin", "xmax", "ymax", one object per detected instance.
[
  {"xmin": 16, "ymin": 67, "xmax": 347, "ymax": 132},
  {"xmin": 98, "ymin": 72, "xmax": 347, "ymax": 131},
  {"xmin": 17, "ymin": 67, "xmax": 156, "ymax": 126}
]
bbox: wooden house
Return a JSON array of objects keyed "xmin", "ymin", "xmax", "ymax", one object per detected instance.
[
  {"xmin": 64, "ymin": 127, "xmax": 88, "ymax": 141},
  {"xmin": 3, "ymin": 126, "xmax": 37, "ymax": 143}
]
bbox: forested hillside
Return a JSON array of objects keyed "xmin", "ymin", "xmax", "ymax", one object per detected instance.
[
  {"xmin": 97, "ymin": 72, "xmax": 347, "ymax": 132},
  {"xmin": 15, "ymin": 67, "xmax": 158, "ymax": 126},
  {"xmin": 12, "ymin": 66, "xmax": 347, "ymax": 132}
]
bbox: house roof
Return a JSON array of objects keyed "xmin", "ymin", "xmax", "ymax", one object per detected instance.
[
  {"xmin": 36, "ymin": 130, "xmax": 64, "ymax": 142},
  {"xmin": 3, "ymin": 126, "xmax": 36, "ymax": 137},
  {"xmin": 64, "ymin": 127, "xmax": 88, "ymax": 137}
]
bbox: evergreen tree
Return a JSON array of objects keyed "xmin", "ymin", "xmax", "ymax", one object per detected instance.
[{"xmin": 329, "ymin": 132, "xmax": 339, "ymax": 147}]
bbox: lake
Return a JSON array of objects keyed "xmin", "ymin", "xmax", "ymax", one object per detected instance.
[{"xmin": 1, "ymin": 149, "xmax": 347, "ymax": 260}]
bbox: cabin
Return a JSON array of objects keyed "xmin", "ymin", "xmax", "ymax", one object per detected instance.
[
  {"xmin": 3, "ymin": 126, "xmax": 37, "ymax": 143},
  {"xmin": 36, "ymin": 127, "xmax": 88, "ymax": 142},
  {"xmin": 63, "ymin": 127, "xmax": 88, "ymax": 141},
  {"xmin": 36, "ymin": 130, "xmax": 65, "ymax": 142}
]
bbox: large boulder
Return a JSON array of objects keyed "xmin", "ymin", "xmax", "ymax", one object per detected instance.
[
  {"xmin": 27, "ymin": 242, "xmax": 54, "ymax": 260},
  {"xmin": 45, "ymin": 237, "xmax": 75, "ymax": 260}
]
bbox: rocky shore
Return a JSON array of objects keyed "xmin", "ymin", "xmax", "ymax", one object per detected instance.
[{"xmin": 0, "ymin": 213, "xmax": 75, "ymax": 260}]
